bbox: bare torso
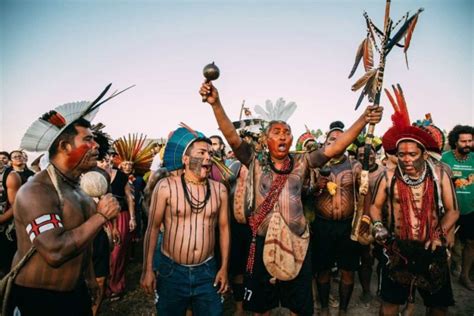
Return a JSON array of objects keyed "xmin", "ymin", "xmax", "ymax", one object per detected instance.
[
  {"xmin": 385, "ymin": 167, "xmax": 441, "ymax": 242},
  {"xmin": 315, "ymin": 157, "xmax": 361, "ymax": 220},
  {"xmin": 254, "ymin": 154, "xmax": 308, "ymax": 236},
  {"xmin": 13, "ymin": 170, "xmax": 94, "ymax": 291},
  {"xmin": 160, "ymin": 176, "xmax": 223, "ymax": 265}
]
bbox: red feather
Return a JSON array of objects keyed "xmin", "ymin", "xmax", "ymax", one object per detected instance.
[
  {"xmin": 385, "ymin": 84, "xmax": 410, "ymax": 128},
  {"xmin": 404, "ymin": 14, "xmax": 419, "ymax": 53}
]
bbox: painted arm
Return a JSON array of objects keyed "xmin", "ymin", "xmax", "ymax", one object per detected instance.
[
  {"xmin": 319, "ymin": 106, "xmax": 383, "ymax": 161},
  {"xmin": 214, "ymin": 183, "xmax": 230, "ymax": 294},
  {"xmin": 16, "ymin": 184, "xmax": 119, "ymax": 268},
  {"xmin": 140, "ymin": 178, "xmax": 168, "ymax": 295},
  {"xmin": 369, "ymin": 172, "xmax": 389, "ymax": 243}
]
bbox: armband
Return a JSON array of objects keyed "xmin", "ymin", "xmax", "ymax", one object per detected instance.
[{"xmin": 26, "ymin": 214, "xmax": 63, "ymax": 242}]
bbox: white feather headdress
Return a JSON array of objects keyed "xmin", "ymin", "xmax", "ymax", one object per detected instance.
[{"xmin": 21, "ymin": 84, "xmax": 134, "ymax": 152}]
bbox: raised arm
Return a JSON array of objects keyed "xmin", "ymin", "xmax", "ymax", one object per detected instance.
[
  {"xmin": 322, "ymin": 106, "xmax": 383, "ymax": 159},
  {"xmin": 140, "ymin": 178, "xmax": 169, "ymax": 295},
  {"xmin": 15, "ymin": 184, "xmax": 119, "ymax": 268},
  {"xmin": 199, "ymin": 82, "xmax": 242, "ymax": 151}
]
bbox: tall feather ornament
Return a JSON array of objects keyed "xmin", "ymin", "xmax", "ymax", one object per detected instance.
[
  {"xmin": 384, "ymin": 84, "xmax": 410, "ymax": 128},
  {"xmin": 363, "ymin": 37, "xmax": 374, "ymax": 71},
  {"xmin": 403, "ymin": 14, "xmax": 419, "ymax": 69},
  {"xmin": 351, "ymin": 68, "xmax": 377, "ymax": 92},
  {"xmin": 348, "ymin": 38, "xmax": 366, "ymax": 79}
]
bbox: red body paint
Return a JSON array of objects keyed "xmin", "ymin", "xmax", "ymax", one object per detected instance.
[{"xmin": 67, "ymin": 143, "xmax": 94, "ymax": 169}]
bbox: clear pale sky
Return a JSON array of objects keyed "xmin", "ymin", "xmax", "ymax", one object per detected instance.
[{"xmin": 1, "ymin": 0, "xmax": 472, "ymax": 157}]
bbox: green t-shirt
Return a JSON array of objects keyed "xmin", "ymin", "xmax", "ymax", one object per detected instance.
[{"xmin": 441, "ymin": 151, "xmax": 474, "ymax": 215}]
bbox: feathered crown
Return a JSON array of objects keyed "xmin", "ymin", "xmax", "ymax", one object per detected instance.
[
  {"xmin": 382, "ymin": 84, "xmax": 438, "ymax": 154},
  {"xmin": 253, "ymin": 98, "xmax": 297, "ymax": 123},
  {"xmin": 162, "ymin": 123, "xmax": 209, "ymax": 172},
  {"xmin": 296, "ymin": 125, "xmax": 321, "ymax": 151},
  {"xmin": 113, "ymin": 133, "xmax": 156, "ymax": 176},
  {"xmin": 21, "ymin": 84, "xmax": 134, "ymax": 152},
  {"xmin": 413, "ymin": 114, "xmax": 446, "ymax": 154}
]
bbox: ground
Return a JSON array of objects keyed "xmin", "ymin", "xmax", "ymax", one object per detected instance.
[{"xmin": 99, "ymin": 243, "xmax": 474, "ymax": 316}]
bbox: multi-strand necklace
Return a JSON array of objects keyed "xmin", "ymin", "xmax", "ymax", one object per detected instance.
[
  {"xmin": 398, "ymin": 163, "xmax": 427, "ymax": 187},
  {"xmin": 268, "ymin": 154, "xmax": 294, "ymax": 175},
  {"xmin": 180, "ymin": 173, "xmax": 211, "ymax": 214}
]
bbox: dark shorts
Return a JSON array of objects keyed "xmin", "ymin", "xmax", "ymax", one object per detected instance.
[
  {"xmin": 458, "ymin": 211, "xmax": 474, "ymax": 241},
  {"xmin": 93, "ymin": 229, "xmax": 110, "ymax": 277},
  {"xmin": 243, "ymin": 236, "xmax": 313, "ymax": 316},
  {"xmin": 311, "ymin": 216, "xmax": 362, "ymax": 272},
  {"xmin": 380, "ymin": 264, "xmax": 454, "ymax": 308},
  {"xmin": 229, "ymin": 219, "xmax": 251, "ymax": 276},
  {"xmin": 8, "ymin": 281, "xmax": 92, "ymax": 316}
]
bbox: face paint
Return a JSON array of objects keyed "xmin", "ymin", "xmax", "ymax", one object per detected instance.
[
  {"xmin": 412, "ymin": 154, "xmax": 425, "ymax": 173},
  {"xmin": 266, "ymin": 123, "xmax": 293, "ymax": 161},
  {"xmin": 189, "ymin": 157, "xmax": 206, "ymax": 177},
  {"xmin": 66, "ymin": 143, "xmax": 95, "ymax": 170}
]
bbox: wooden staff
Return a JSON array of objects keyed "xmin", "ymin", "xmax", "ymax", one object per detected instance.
[{"xmin": 349, "ymin": 0, "xmax": 423, "ymax": 242}]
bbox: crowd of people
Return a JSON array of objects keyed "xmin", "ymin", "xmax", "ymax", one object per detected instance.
[{"xmin": 0, "ymin": 82, "xmax": 472, "ymax": 316}]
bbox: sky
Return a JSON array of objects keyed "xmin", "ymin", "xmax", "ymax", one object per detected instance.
[{"xmin": 1, "ymin": 0, "xmax": 472, "ymax": 160}]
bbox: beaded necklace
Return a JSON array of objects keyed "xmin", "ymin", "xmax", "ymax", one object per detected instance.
[
  {"xmin": 398, "ymin": 163, "xmax": 427, "ymax": 187},
  {"xmin": 180, "ymin": 173, "xmax": 211, "ymax": 214},
  {"xmin": 268, "ymin": 154, "xmax": 294, "ymax": 175},
  {"xmin": 395, "ymin": 168, "xmax": 434, "ymax": 240},
  {"xmin": 246, "ymin": 156, "xmax": 292, "ymax": 274},
  {"xmin": 452, "ymin": 150, "xmax": 469, "ymax": 163}
]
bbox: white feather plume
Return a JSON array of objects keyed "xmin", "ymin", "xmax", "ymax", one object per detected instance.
[{"xmin": 253, "ymin": 98, "xmax": 297, "ymax": 122}]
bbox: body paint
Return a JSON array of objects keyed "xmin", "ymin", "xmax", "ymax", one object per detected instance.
[
  {"xmin": 189, "ymin": 157, "xmax": 206, "ymax": 177},
  {"xmin": 67, "ymin": 143, "xmax": 94, "ymax": 170}
]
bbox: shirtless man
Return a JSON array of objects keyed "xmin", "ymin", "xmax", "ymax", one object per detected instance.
[
  {"xmin": 199, "ymin": 82, "xmax": 383, "ymax": 316},
  {"xmin": 8, "ymin": 93, "xmax": 121, "ymax": 315},
  {"xmin": 141, "ymin": 131, "xmax": 230, "ymax": 316},
  {"xmin": 312, "ymin": 121, "xmax": 363, "ymax": 316},
  {"xmin": 371, "ymin": 127, "xmax": 459, "ymax": 315}
]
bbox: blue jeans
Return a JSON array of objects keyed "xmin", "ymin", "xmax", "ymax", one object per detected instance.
[{"xmin": 156, "ymin": 252, "xmax": 223, "ymax": 316}]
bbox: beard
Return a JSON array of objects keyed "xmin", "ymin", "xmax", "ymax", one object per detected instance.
[{"xmin": 457, "ymin": 146, "xmax": 471, "ymax": 155}]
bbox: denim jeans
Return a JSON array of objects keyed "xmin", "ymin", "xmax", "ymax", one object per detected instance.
[{"xmin": 156, "ymin": 252, "xmax": 223, "ymax": 316}]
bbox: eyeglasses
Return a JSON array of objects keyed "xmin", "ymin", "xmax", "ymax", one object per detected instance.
[{"xmin": 11, "ymin": 156, "xmax": 24, "ymax": 160}]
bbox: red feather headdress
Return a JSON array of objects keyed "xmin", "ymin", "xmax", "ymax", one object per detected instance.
[{"xmin": 382, "ymin": 84, "xmax": 438, "ymax": 154}]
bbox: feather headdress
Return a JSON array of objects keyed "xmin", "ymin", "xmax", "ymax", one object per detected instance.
[
  {"xmin": 113, "ymin": 133, "xmax": 156, "ymax": 176},
  {"xmin": 253, "ymin": 98, "xmax": 297, "ymax": 123},
  {"xmin": 296, "ymin": 126, "xmax": 322, "ymax": 151},
  {"xmin": 382, "ymin": 84, "xmax": 438, "ymax": 154},
  {"xmin": 162, "ymin": 124, "xmax": 209, "ymax": 172},
  {"xmin": 21, "ymin": 84, "xmax": 134, "ymax": 152},
  {"xmin": 413, "ymin": 114, "xmax": 446, "ymax": 154}
]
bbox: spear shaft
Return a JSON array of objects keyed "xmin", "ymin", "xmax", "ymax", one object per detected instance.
[{"xmin": 362, "ymin": 0, "xmax": 392, "ymax": 172}]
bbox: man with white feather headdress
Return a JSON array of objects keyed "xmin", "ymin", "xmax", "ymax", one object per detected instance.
[
  {"xmin": 4, "ymin": 84, "xmax": 128, "ymax": 316},
  {"xmin": 200, "ymin": 82, "xmax": 383, "ymax": 315}
]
